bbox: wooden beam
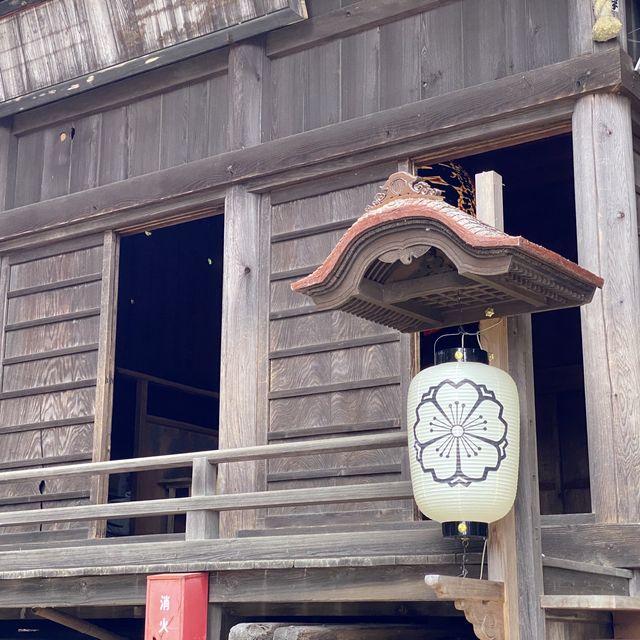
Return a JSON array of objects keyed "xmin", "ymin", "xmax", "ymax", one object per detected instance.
[
  {"xmin": 31, "ymin": 608, "xmax": 126, "ymax": 640},
  {"xmin": 185, "ymin": 457, "xmax": 219, "ymax": 541},
  {"xmin": 0, "ymin": 528, "xmax": 465, "ymax": 576},
  {"xmin": 424, "ymin": 575, "xmax": 504, "ymax": 602},
  {"xmin": 0, "ymin": 575, "xmax": 147, "ymax": 608},
  {"xmin": 425, "ymin": 575, "xmax": 504, "ymax": 640},
  {"xmin": 573, "ymin": 94, "xmax": 640, "ymax": 523},
  {"xmin": 357, "ymin": 278, "xmax": 444, "ymax": 325},
  {"xmin": 218, "ymin": 40, "xmax": 268, "ymax": 539},
  {"xmin": 0, "ymin": 50, "xmax": 623, "ymax": 251},
  {"xmin": 0, "ymin": 481, "xmax": 415, "ymax": 528},
  {"xmin": 477, "ymin": 172, "xmax": 545, "ymax": 640},
  {"xmin": 11, "ymin": 50, "xmax": 229, "ymax": 136},
  {"xmin": 383, "ymin": 272, "xmax": 475, "ymax": 303},
  {"xmin": 211, "ymin": 566, "xmax": 451, "ymax": 603},
  {"xmin": 117, "ymin": 368, "xmax": 219, "ymax": 398},
  {"xmin": 266, "ymin": 0, "xmax": 454, "ymax": 58},
  {"xmin": 542, "ymin": 523, "xmax": 640, "ymax": 567},
  {"xmin": 0, "ymin": 7, "xmax": 306, "ymax": 120},
  {"xmin": 541, "ymin": 595, "xmax": 640, "ymax": 611},
  {"xmin": 0, "ymin": 432, "xmax": 407, "ymax": 484},
  {"xmin": 90, "ymin": 231, "xmax": 118, "ymax": 539}
]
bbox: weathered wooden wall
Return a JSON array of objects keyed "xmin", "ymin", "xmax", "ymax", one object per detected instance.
[
  {"xmin": 0, "ymin": 236, "xmax": 107, "ymax": 538},
  {"xmin": 265, "ymin": 172, "xmax": 414, "ymax": 527},
  {"xmin": 7, "ymin": 72, "xmax": 229, "ymax": 208},
  {"xmin": 0, "ymin": 0, "xmax": 586, "ymax": 536},
  {"xmin": 5, "ymin": 0, "xmax": 572, "ymax": 208},
  {"xmin": 263, "ymin": 0, "xmax": 570, "ymax": 141},
  {"xmin": 0, "ymin": 0, "xmax": 304, "ymax": 105}
]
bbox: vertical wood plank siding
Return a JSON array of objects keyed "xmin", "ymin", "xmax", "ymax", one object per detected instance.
[
  {"xmin": 265, "ymin": 179, "xmax": 413, "ymax": 528},
  {"xmin": 9, "ymin": 74, "xmax": 229, "ymax": 207},
  {"xmin": 6, "ymin": 0, "xmax": 570, "ymax": 206},
  {"xmin": 0, "ymin": 237, "xmax": 109, "ymax": 538},
  {"xmin": 264, "ymin": 0, "xmax": 569, "ymax": 141}
]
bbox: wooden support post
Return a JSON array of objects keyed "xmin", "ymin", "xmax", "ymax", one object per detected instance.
[
  {"xmin": 187, "ymin": 458, "xmax": 221, "ymax": 640},
  {"xmin": 476, "ymin": 172, "xmax": 545, "ymax": 640},
  {"xmin": 217, "ymin": 185, "xmax": 262, "ymax": 540},
  {"xmin": 572, "ymin": 94, "xmax": 640, "ymax": 524},
  {"xmin": 186, "ymin": 457, "xmax": 219, "ymax": 541},
  {"xmin": 218, "ymin": 39, "xmax": 267, "ymax": 540},
  {"xmin": 90, "ymin": 230, "xmax": 119, "ymax": 539}
]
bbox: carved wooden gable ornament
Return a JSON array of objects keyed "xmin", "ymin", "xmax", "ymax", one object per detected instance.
[{"xmin": 292, "ymin": 172, "xmax": 603, "ymax": 332}]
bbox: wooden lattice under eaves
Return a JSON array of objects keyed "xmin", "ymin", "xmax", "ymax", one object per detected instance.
[{"xmin": 292, "ymin": 172, "xmax": 604, "ymax": 331}]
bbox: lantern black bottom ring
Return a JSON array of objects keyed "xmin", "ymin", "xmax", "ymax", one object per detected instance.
[{"xmin": 442, "ymin": 521, "xmax": 488, "ymax": 540}]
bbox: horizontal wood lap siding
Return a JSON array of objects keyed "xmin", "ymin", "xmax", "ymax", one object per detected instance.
[
  {"xmin": 267, "ymin": 178, "xmax": 413, "ymax": 526},
  {"xmin": 264, "ymin": 0, "xmax": 570, "ymax": 140},
  {"xmin": 0, "ymin": 239, "xmax": 104, "ymax": 536},
  {"xmin": 10, "ymin": 74, "xmax": 229, "ymax": 206}
]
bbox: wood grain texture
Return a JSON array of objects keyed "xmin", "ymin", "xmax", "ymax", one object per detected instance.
[
  {"xmin": 218, "ymin": 188, "xmax": 262, "ymax": 537},
  {"xmin": 0, "ymin": 480, "xmax": 413, "ymax": 527},
  {"xmin": 0, "ymin": 121, "xmax": 17, "ymax": 211},
  {"xmin": 379, "ymin": 15, "xmax": 421, "ymax": 110},
  {"xmin": 266, "ymin": 178, "xmax": 413, "ymax": 526},
  {"xmin": 573, "ymin": 95, "xmax": 640, "ymax": 523},
  {"xmin": 0, "ymin": 0, "xmax": 302, "ymax": 106},
  {"xmin": 0, "ymin": 239, "xmax": 105, "ymax": 542},
  {"xmin": 420, "ymin": 1, "xmax": 463, "ymax": 99},
  {"xmin": 477, "ymin": 172, "xmax": 545, "ymax": 639},
  {"xmin": 90, "ymin": 231, "xmax": 118, "ymax": 538},
  {"xmin": 265, "ymin": 0, "xmax": 571, "ymax": 140},
  {"xmin": 341, "ymin": 27, "xmax": 380, "ymax": 120},
  {"xmin": 0, "ymin": 49, "xmax": 620, "ymax": 249}
]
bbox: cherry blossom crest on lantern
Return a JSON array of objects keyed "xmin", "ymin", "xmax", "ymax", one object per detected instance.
[{"xmin": 413, "ymin": 378, "xmax": 509, "ymax": 487}]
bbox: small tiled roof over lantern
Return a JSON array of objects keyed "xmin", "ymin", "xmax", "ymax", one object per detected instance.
[{"xmin": 292, "ymin": 172, "xmax": 603, "ymax": 333}]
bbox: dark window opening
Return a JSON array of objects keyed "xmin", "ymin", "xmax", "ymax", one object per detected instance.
[
  {"xmin": 108, "ymin": 214, "xmax": 224, "ymax": 536},
  {"xmin": 417, "ymin": 135, "xmax": 591, "ymax": 515}
]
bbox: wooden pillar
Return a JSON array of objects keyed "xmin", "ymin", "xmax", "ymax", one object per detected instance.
[
  {"xmin": 0, "ymin": 119, "xmax": 16, "ymax": 211},
  {"xmin": 572, "ymin": 94, "xmax": 640, "ymax": 524},
  {"xmin": 186, "ymin": 457, "xmax": 219, "ymax": 540},
  {"xmin": 477, "ymin": 172, "xmax": 546, "ymax": 639},
  {"xmin": 90, "ymin": 230, "xmax": 119, "ymax": 538},
  {"xmin": 217, "ymin": 40, "xmax": 267, "ymax": 540}
]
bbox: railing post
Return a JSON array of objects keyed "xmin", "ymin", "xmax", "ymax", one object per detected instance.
[{"xmin": 186, "ymin": 457, "xmax": 219, "ymax": 540}]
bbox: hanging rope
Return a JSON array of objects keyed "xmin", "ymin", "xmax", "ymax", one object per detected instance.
[{"xmin": 592, "ymin": 0, "xmax": 622, "ymax": 42}]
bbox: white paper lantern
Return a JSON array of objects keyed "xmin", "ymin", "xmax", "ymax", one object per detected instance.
[{"xmin": 407, "ymin": 348, "xmax": 520, "ymax": 535}]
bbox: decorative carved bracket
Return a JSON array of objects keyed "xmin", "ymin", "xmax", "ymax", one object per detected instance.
[
  {"xmin": 425, "ymin": 575, "xmax": 505, "ymax": 640},
  {"xmin": 453, "ymin": 598, "xmax": 504, "ymax": 640}
]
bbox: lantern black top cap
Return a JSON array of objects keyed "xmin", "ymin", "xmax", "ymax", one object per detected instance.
[{"xmin": 435, "ymin": 347, "xmax": 489, "ymax": 365}]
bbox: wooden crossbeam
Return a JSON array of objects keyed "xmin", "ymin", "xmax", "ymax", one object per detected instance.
[
  {"xmin": 32, "ymin": 608, "xmax": 126, "ymax": 640},
  {"xmin": 425, "ymin": 575, "xmax": 504, "ymax": 640},
  {"xmin": 541, "ymin": 595, "xmax": 640, "ymax": 611},
  {"xmin": 0, "ymin": 50, "xmax": 623, "ymax": 251}
]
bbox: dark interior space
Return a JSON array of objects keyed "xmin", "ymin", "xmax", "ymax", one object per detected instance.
[
  {"xmin": 417, "ymin": 135, "xmax": 591, "ymax": 515},
  {"xmin": 109, "ymin": 214, "xmax": 225, "ymax": 536}
]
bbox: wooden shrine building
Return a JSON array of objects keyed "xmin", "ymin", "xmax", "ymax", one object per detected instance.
[{"xmin": 0, "ymin": 0, "xmax": 639, "ymax": 638}]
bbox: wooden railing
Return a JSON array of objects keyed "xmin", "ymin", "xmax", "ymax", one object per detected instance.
[{"xmin": 0, "ymin": 432, "xmax": 410, "ymax": 540}]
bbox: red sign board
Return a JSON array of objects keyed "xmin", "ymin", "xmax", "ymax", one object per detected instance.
[{"xmin": 145, "ymin": 573, "xmax": 209, "ymax": 640}]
